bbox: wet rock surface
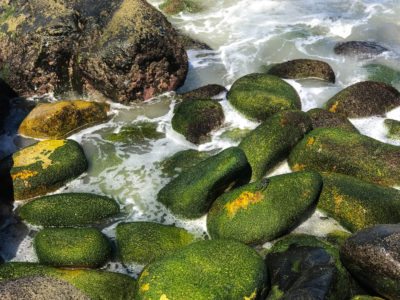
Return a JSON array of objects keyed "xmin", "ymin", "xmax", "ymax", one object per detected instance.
[
  {"xmin": 177, "ymin": 84, "xmax": 226, "ymax": 101},
  {"xmin": 334, "ymin": 41, "xmax": 389, "ymax": 59},
  {"xmin": 307, "ymin": 108, "xmax": 358, "ymax": 133}
]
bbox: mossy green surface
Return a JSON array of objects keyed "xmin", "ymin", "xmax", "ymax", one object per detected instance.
[
  {"xmin": 288, "ymin": 128, "xmax": 400, "ymax": 186},
  {"xmin": 364, "ymin": 64, "xmax": 400, "ymax": 85},
  {"xmin": 207, "ymin": 171, "xmax": 322, "ymax": 244},
  {"xmin": 172, "ymin": 99, "xmax": 224, "ymax": 144},
  {"xmin": 318, "ymin": 172, "xmax": 400, "ymax": 232},
  {"xmin": 326, "ymin": 230, "xmax": 351, "ymax": 248},
  {"xmin": 0, "ymin": 262, "xmax": 136, "ymax": 300},
  {"xmin": 135, "ymin": 239, "xmax": 268, "ymax": 300},
  {"xmin": 34, "ymin": 228, "xmax": 111, "ymax": 268},
  {"xmin": 307, "ymin": 108, "xmax": 358, "ymax": 133},
  {"xmin": 160, "ymin": 0, "xmax": 202, "ymax": 15},
  {"xmin": 227, "ymin": 73, "xmax": 301, "ymax": 121},
  {"xmin": 157, "ymin": 147, "xmax": 251, "ymax": 219},
  {"xmin": 239, "ymin": 110, "xmax": 312, "ymax": 180},
  {"xmin": 116, "ymin": 222, "xmax": 195, "ymax": 265},
  {"xmin": 384, "ymin": 118, "xmax": 400, "ymax": 140},
  {"xmin": 104, "ymin": 121, "xmax": 164, "ymax": 143},
  {"xmin": 18, "ymin": 193, "xmax": 120, "ymax": 227},
  {"xmin": 10, "ymin": 140, "xmax": 88, "ymax": 200}
]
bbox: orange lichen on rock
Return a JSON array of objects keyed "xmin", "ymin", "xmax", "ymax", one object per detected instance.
[
  {"xmin": 244, "ymin": 290, "xmax": 257, "ymax": 300},
  {"xmin": 328, "ymin": 101, "xmax": 339, "ymax": 113},
  {"xmin": 306, "ymin": 137, "xmax": 315, "ymax": 146},
  {"xmin": 291, "ymin": 163, "xmax": 306, "ymax": 172},
  {"xmin": 225, "ymin": 191, "xmax": 264, "ymax": 218},
  {"xmin": 140, "ymin": 283, "xmax": 150, "ymax": 293},
  {"xmin": 11, "ymin": 170, "xmax": 38, "ymax": 181}
]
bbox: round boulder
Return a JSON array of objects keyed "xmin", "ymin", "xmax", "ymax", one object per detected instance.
[
  {"xmin": 334, "ymin": 41, "xmax": 388, "ymax": 59},
  {"xmin": 307, "ymin": 108, "xmax": 358, "ymax": 132},
  {"xmin": 177, "ymin": 84, "xmax": 227, "ymax": 101}
]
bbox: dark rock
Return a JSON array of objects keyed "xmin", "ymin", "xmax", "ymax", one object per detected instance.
[
  {"xmin": 267, "ymin": 59, "xmax": 336, "ymax": 83},
  {"xmin": 0, "ymin": 79, "xmax": 18, "ymax": 131},
  {"xmin": 176, "ymin": 32, "xmax": 212, "ymax": 50},
  {"xmin": 341, "ymin": 224, "xmax": 400, "ymax": 300},
  {"xmin": 334, "ymin": 41, "xmax": 389, "ymax": 59},
  {"xmin": 178, "ymin": 84, "xmax": 226, "ymax": 101},
  {"xmin": 307, "ymin": 108, "xmax": 358, "ymax": 133}
]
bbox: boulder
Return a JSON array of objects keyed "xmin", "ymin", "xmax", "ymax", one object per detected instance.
[
  {"xmin": 0, "ymin": 262, "xmax": 136, "ymax": 299},
  {"xmin": 104, "ymin": 121, "xmax": 164, "ymax": 144},
  {"xmin": 172, "ymin": 99, "xmax": 224, "ymax": 144},
  {"xmin": 267, "ymin": 59, "xmax": 335, "ymax": 83},
  {"xmin": 135, "ymin": 239, "xmax": 268, "ymax": 300},
  {"xmin": 334, "ymin": 41, "xmax": 388, "ymax": 59},
  {"xmin": 18, "ymin": 193, "xmax": 120, "ymax": 227},
  {"xmin": 0, "ymin": 79, "xmax": 18, "ymax": 132},
  {"xmin": 324, "ymin": 81, "xmax": 400, "ymax": 117},
  {"xmin": 176, "ymin": 32, "xmax": 212, "ymax": 50},
  {"xmin": 9, "ymin": 139, "xmax": 88, "ymax": 200},
  {"xmin": 0, "ymin": 0, "xmax": 188, "ymax": 103},
  {"xmin": 318, "ymin": 173, "xmax": 400, "ymax": 232},
  {"xmin": 288, "ymin": 128, "xmax": 400, "ymax": 186},
  {"xmin": 227, "ymin": 73, "xmax": 301, "ymax": 121},
  {"xmin": 157, "ymin": 147, "xmax": 251, "ymax": 219},
  {"xmin": 18, "ymin": 100, "xmax": 110, "ymax": 139},
  {"xmin": 239, "ymin": 110, "xmax": 312, "ymax": 180},
  {"xmin": 207, "ymin": 171, "xmax": 322, "ymax": 244},
  {"xmin": 34, "ymin": 228, "xmax": 111, "ymax": 268},
  {"xmin": 307, "ymin": 108, "xmax": 358, "ymax": 133},
  {"xmin": 116, "ymin": 222, "xmax": 195, "ymax": 265},
  {"xmin": 384, "ymin": 118, "xmax": 400, "ymax": 140},
  {"xmin": 341, "ymin": 224, "xmax": 400, "ymax": 300},
  {"xmin": 177, "ymin": 84, "xmax": 226, "ymax": 101},
  {"xmin": 364, "ymin": 64, "xmax": 400, "ymax": 85},
  {"xmin": 159, "ymin": 0, "xmax": 202, "ymax": 15}
]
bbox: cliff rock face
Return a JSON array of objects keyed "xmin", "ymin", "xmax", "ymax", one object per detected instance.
[{"xmin": 0, "ymin": 0, "xmax": 188, "ymax": 103}]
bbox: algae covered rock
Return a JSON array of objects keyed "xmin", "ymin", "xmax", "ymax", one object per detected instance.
[
  {"xmin": 160, "ymin": 0, "xmax": 202, "ymax": 15},
  {"xmin": 136, "ymin": 239, "xmax": 268, "ymax": 300},
  {"xmin": 207, "ymin": 171, "xmax": 322, "ymax": 244},
  {"xmin": 340, "ymin": 224, "xmax": 400, "ymax": 300},
  {"xmin": 318, "ymin": 173, "xmax": 400, "ymax": 232},
  {"xmin": 288, "ymin": 128, "xmax": 400, "ymax": 186},
  {"xmin": 157, "ymin": 147, "xmax": 251, "ymax": 219},
  {"xmin": 267, "ymin": 59, "xmax": 335, "ymax": 83},
  {"xmin": 18, "ymin": 100, "xmax": 109, "ymax": 139},
  {"xmin": 9, "ymin": 140, "xmax": 88, "ymax": 200},
  {"xmin": 384, "ymin": 118, "xmax": 400, "ymax": 140},
  {"xmin": 116, "ymin": 222, "xmax": 195, "ymax": 265},
  {"xmin": 178, "ymin": 84, "xmax": 226, "ymax": 101},
  {"xmin": 227, "ymin": 73, "xmax": 301, "ymax": 121},
  {"xmin": 307, "ymin": 108, "xmax": 358, "ymax": 133},
  {"xmin": 0, "ymin": 262, "xmax": 136, "ymax": 300},
  {"xmin": 34, "ymin": 228, "xmax": 111, "ymax": 268},
  {"xmin": 334, "ymin": 41, "xmax": 388, "ymax": 59},
  {"xmin": 364, "ymin": 64, "xmax": 400, "ymax": 85},
  {"xmin": 104, "ymin": 121, "xmax": 164, "ymax": 144},
  {"xmin": 172, "ymin": 99, "xmax": 224, "ymax": 144},
  {"xmin": 239, "ymin": 110, "xmax": 312, "ymax": 180},
  {"xmin": 18, "ymin": 193, "xmax": 120, "ymax": 227},
  {"xmin": 324, "ymin": 81, "xmax": 400, "ymax": 117}
]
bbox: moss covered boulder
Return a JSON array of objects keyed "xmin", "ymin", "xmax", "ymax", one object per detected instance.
[
  {"xmin": 172, "ymin": 99, "xmax": 224, "ymax": 144},
  {"xmin": 239, "ymin": 110, "xmax": 312, "ymax": 180},
  {"xmin": 104, "ymin": 121, "xmax": 164, "ymax": 144},
  {"xmin": 10, "ymin": 140, "xmax": 88, "ymax": 200},
  {"xmin": 177, "ymin": 84, "xmax": 226, "ymax": 101},
  {"xmin": 384, "ymin": 119, "xmax": 400, "ymax": 140},
  {"xmin": 334, "ymin": 41, "xmax": 389, "ymax": 59},
  {"xmin": 267, "ymin": 59, "xmax": 335, "ymax": 83},
  {"xmin": 0, "ymin": 262, "xmax": 136, "ymax": 299},
  {"xmin": 364, "ymin": 64, "xmax": 400, "ymax": 85},
  {"xmin": 136, "ymin": 239, "xmax": 268, "ymax": 300},
  {"xmin": 157, "ymin": 147, "xmax": 251, "ymax": 219},
  {"xmin": 340, "ymin": 224, "xmax": 400, "ymax": 300},
  {"xmin": 207, "ymin": 171, "xmax": 322, "ymax": 244},
  {"xmin": 34, "ymin": 228, "xmax": 111, "ymax": 268},
  {"xmin": 324, "ymin": 81, "xmax": 400, "ymax": 117},
  {"xmin": 227, "ymin": 73, "xmax": 301, "ymax": 121},
  {"xmin": 18, "ymin": 100, "xmax": 109, "ymax": 139},
  {"xmin": 18, "ymin": 193, "xmax": 120, "ymax": 227},
  {"xmin": 160, "ymin": 0, "xmax": 202, "ymax": 15},
  {"xmin": 116, "ymin": 222, "xmax": 195, "ymax": 265},
  {"xmin": 318, "ymin": 173, "xmax": 400, "ymax": 232},
  {"xmin": 307, "ymin": 108, "xmax": 358, "ymax": 133},
  {"xmin": 288, "ymin": 128, "xmax": 400, "ymax": 186}
]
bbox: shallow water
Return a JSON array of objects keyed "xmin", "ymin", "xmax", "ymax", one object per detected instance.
[{"xmin": 1, "ymin": 0, "xmax": 400, "ymax": 276}]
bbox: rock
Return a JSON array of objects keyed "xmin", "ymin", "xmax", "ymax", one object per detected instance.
[
  {"xmin": 227, "ymin": 73, "xmax": 301, "ymax": 121},
  {"xmin": 159, "ymin": 0, "xmax": 202, "ymax": 15},
  {"xmin": 0, "ymin": 79, "xmax": 18, "ymax": 132},
  {"xmin": 18, "ymin": 100, "xmax": 110, "ymax": 139},
  {"xmin": 34, "ymin": 228, "xmax": 111, "ymax": 268},
  {"xmin": 135, "ymin": 239, "xmax": 268, "ymax": 300},
  {"xmin": 318, "ymin": 172, "xmax": 400, "ymax": 232},
  {"xmin": 351, "ymin": 296, "xmax": 385, "ymax": 300},
  {"xmin": 239, "ymin": 110, "xmax": 312, "ymax": 180},
  {"xmin": 0, "ymin": 0, "xmax": 188, "ymax": 103},
  {"xmin": 326, "ymin": 230, "xmax": 351, "ymax": 248},
  {"xmin": 324, "ymin": 81, "xmax": 400, "ymax": 117},
  {"xmin": 288, "ymin": 128, "xmax": 400, "ymax": 186},
  {"xmin": 157, "ymin": 147, "xmax": 251, "ymax": 219},
  {"xmin": 18, "ymin": 193, "xmax": 120, "ymax": 227},
  {"xmin": 104, "ymin": 121, "xmax": 164, "ymax": 144},
  {"xmin": 220, "ymin": 128, "xmax": 251, "ymax": 142},
  {"xmin": 0, "ymin": 276, "xmax": 90, "ymax": 300},
  {"xmin": 159, "ymin": 149, "xmax": 211, "ymax": 178},
  {"xmin": 116, "ymin": 222, "xmax": 195, "ymax": 265},
  {"xmin": 176, "ymin": 32, "xmax": 212, "ymax": 50},
  {"xmin": 172, "ymin": 99, "xmax": 224, "ymax": 144},
  {"xmin": 364, "ymin": 64, "xmax": 400, "ymax": 85},
  {"xmin": 334, "ymin": 41, "xmax": 388, "ymax": 59},
  {"xmin": 9, "ymin": 139, "xmax": 88, "ymax": 200},
  {"xmin": 340, "ymin": 224, "xmax": 400, "ymax": 300},
  {"xmin": 177, "ymin": 84, "xmax": 226, "ymax": 101},
  {"xmin": 384, "ymin": 119, "xmax": 400, "ymax": 140},
  {"xmin": 267, "ymin": 59, "xmax": 335, "ymax": 83},
  {"xmin": 207, "ymin": 171, "xmax": 322, "ymax": 244},
  {"xmin": 307, "ymin": 108, "xmax": 358, "ymax": 133},
  {"xmin": 0, "ymin": 262, "xmax": 136, "ymax": 299}
]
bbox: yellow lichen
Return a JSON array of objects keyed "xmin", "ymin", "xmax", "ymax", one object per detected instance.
[
  {"xmin": 225, "ymin": 191, "xmax": 263, "ymax": 218},
  {"xmin": 141, "ymin": 270, "xmax": 150, "ymax": 277},
  {"xmin": 244, "ymin": 290, "xmax": 257, "ymax": 300},
  {"xmin": 329, "ymin": 101, "xmax": 339, "ymax": 113},
  {"xmin": 13, "ymin": 140, "xmax": 66, "ymax": 169},
  {"xmin": 306, "ymin": 137, "xmax": 315, "ymax": 146},
  {"xmin": 292, "ymin": 163, "xmax": 305, "ymax": 171},
  {"xmin": 160, "ymin": 294, "xmax": 170, "ymax": 300},
  {"xmin": 140, "ymin": 283, "xmax": 150, "ymax": 292},
  {"xmin": 6, "ymin": 14, "xmax": 26, "ymax": 32},
  {"xmin": 11, "ymin": 170, "xmax": 38, "ymax": 181}
]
